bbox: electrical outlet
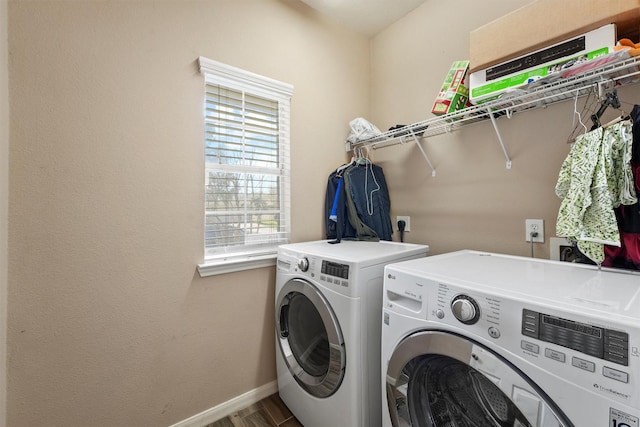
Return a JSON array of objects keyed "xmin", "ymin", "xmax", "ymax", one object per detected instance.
[
  {"xmin": 525, "ymin": 219, "xmax": 544, "ymax": 243},
  {"xmin": 397, "ymin": 216, "xmax": 410, "ymax": 232}
]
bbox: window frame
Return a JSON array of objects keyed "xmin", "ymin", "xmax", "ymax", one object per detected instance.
[{"xmin": 197, "ymin": 57, "xmax": 293, "ymax": 277}]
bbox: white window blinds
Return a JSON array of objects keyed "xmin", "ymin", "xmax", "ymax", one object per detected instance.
[{"xmin": 198, "ymin": 57, "xmax": 293, "ymax": 266}]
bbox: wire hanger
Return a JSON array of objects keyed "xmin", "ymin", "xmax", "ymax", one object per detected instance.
[
  {"xmin": 335, "ymin": 155, "xmax": 355, "ymax": 176},
  {"xmin": 336, "ymin": 145, "xmax": 367, "ymax": 175},
  {"xmin": 567, "ymin": 88, "xmax": 596, "ymax": 143},
  {"xmin": 354, "ymin": 145, "xmax": 370, "ymax": 165},
  {"xmin": 362, "ymin": 147, "xmax": 380, "ymax": 216},
  {"xmin": 355, "ymin": 146, "xmax": 363, "ymax": 163}
]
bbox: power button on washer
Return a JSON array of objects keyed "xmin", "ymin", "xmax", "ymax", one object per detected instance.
[{"xmin": 488, "ymin": 327, "xmax": 501, "ymax": 339}]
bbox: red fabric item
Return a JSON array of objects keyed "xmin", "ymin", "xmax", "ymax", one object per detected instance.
[{"xmin": 603, "ymin": 234, "xmax": 640, "ymax": 270}]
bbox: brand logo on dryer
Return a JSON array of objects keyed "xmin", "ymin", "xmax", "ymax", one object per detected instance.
[
  {"xmin": 593, "ymin": 383, "xmax": 631, "ymax": 400},
  {"xmin": 387, "ymin": 273, "xmax": 396, "ymax": 280}
]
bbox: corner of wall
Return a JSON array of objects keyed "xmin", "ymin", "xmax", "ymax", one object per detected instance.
[{"xmin": 0, "ymin": 0, "xmax": 9, "ymax": 425}]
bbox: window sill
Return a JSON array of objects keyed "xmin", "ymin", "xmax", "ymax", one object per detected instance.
[{"xmin": 197, "ymin": 253, "xmax": 277, "ymax": 277}]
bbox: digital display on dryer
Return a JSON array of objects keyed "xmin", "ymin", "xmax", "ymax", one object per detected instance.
[
  {"xmin": 522, "ymin": 309, "xmax": 629, "ymax": 366},
  {"xmin": 321, "ymin": 260, "xmax": 349, "ymax": 279}
]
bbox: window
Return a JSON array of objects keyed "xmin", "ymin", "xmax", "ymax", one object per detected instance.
[{"xmin": 197, "ymin": 57, "xmax": 293, "ymax": 276}]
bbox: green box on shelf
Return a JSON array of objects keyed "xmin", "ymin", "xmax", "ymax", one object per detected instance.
[{"xmin": 432, "ymin": 60, "xmax": 472, "ymax": 116}]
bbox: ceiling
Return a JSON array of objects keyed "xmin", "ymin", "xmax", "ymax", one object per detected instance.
[{"xmin": 299, "ymin": 0, "xmax": 428, "ymax": 37}]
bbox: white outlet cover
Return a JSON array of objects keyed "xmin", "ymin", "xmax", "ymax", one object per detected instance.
[{"xmin": 525, "ymin": 219, "xmax": 544, "ymax": 243}]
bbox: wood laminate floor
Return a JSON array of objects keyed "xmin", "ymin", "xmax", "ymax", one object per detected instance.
[{"xmin": 205, "ymin": 393, "xmax": 303, "ymax": 427}]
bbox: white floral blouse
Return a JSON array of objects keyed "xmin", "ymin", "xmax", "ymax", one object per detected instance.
[{"xmin": 555, "ymin": 120, "xmax": 637, "ymax": 263}]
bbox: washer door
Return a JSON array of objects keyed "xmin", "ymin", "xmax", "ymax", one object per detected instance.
[
  {"xmin": 386, "ymin": 331, "xmax": 573, "ymax": 427},
  {"xmin": 276, "ymin": 278, "xmax": 346, "ymax": 398}
]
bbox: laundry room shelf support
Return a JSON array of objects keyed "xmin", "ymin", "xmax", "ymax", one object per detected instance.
[
  {"xmin": 488, "ymin": 108, "xmax": 512, "ymax": 170},
  {"xmin": 408, "ymin": 129, "xmax": 436, "ymax": 177}
]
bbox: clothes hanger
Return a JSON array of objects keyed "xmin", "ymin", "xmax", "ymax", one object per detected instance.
[
  {"xmin": 567, "ymin": 88, "xmax": 594, "ymax": 143},
  {"xmin": 335, "ymin": 156, "xmax": 355, "ymax": 175},
  {"xmin": 590, "ymin": 89, "xmax": 620, "ymax": 130},
  {"xmin": 354, "ymin": 146, "xmax": 370, "ymax": 165},
  {"xmin": 336, "ymin": 146, "xmax": 365, "ymax": 175},
  {"xmin": 602, "ymin": 97, "xmax": 634, "ymax": 128},
  {"xmin": 602, "ymin": 112, "xmax": 630, "ymax": 128},
  {"xmin": 361, "ymin": 146, "xmax": 380, "ymax": 216}
]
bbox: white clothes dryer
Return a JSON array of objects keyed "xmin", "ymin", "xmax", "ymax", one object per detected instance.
[
  {"xmin": 382, "ymin": 250, "xmax": 640, "ymax": 427},
  {"xmin": 276, "ymin": 240, "xmax": 429, "ymax": 427}
]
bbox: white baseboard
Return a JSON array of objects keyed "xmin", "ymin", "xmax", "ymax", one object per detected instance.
[{"xmin": 169, "ymin": 380, "xmax": 278, "ymax": 427}]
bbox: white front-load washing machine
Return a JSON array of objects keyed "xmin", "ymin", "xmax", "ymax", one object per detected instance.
[
  {"xmin": 382, "ymin": 250, "xmax": 640, "ymax": 427},
  {"xmin": 276, "ymin": 240, "xmax": 429, "ymax": 427}
]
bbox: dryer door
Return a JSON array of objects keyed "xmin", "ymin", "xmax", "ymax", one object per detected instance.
[
  {"xmin": 276, "ymin": 278, "xmax": 346, "ymax": 398},
  {"xmin": 386, "ymin": 331, "xmax": 573, "ymax": 427}
]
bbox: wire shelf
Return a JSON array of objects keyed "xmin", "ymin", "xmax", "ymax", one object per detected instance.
[{"xmin": 346, "ymin": 55, "xmax": 640, "ymax": 153}]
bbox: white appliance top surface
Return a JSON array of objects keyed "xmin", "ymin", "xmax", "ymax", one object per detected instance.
[
  {"xmin": 388, "ymin": 250, "xmax": 640, "ymax": 321},
  {"xmin": 279, "ymin": 240, "xmax": 428, "ymax": 266}
]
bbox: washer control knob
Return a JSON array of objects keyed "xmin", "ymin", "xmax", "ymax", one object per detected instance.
[
  {"xmin": 297, "ymin": 257, "xmax": 309, "ymax": 272},
  {"xmin": 451, "ymin": 295, "xmax": 480, "ymax": 325},
  {"xmin": 488, "ymin": 327, "xmax": 501, "ymax": 339}
]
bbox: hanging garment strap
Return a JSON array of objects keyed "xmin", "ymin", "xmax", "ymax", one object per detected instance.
[{"xmin": 343, "ymin": 171, "xmax": 380, "ymax": 241}]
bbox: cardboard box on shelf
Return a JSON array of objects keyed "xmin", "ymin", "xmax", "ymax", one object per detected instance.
[
  {"xmin": 469, "ymin": 24, "xmax": 616, "ymax": 105},
  {"xmin": 469, "ymin": 0, "xmax": 640, "ymax": 73},
  {"xmin": 432, "ymin": 60, "xmax": 472, "ymax": 116}
]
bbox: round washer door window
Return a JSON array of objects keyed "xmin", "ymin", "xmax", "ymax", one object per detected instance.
[
  {"xmin": 276, "ymin": 278, "xmax": 345, "ymax": 398},
  {"xmin": 385, "ymin": 331, "xmax": 572, "ymax": 427}
]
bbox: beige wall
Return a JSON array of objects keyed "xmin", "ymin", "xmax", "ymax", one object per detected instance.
[
  {"xmin": 7, "ymin": 1, "xmax": 366, "ymax": 426},
  {"xmin": 7, "ymin": 1, "xmax": 640, "ymax": 426},
  {"xmin": 371, "ymin": 0, "xmax": 640, "ymax": 258},
  {"xmin": 1, "ymin": 0, "xmax": 8, "ymax": 425}
]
